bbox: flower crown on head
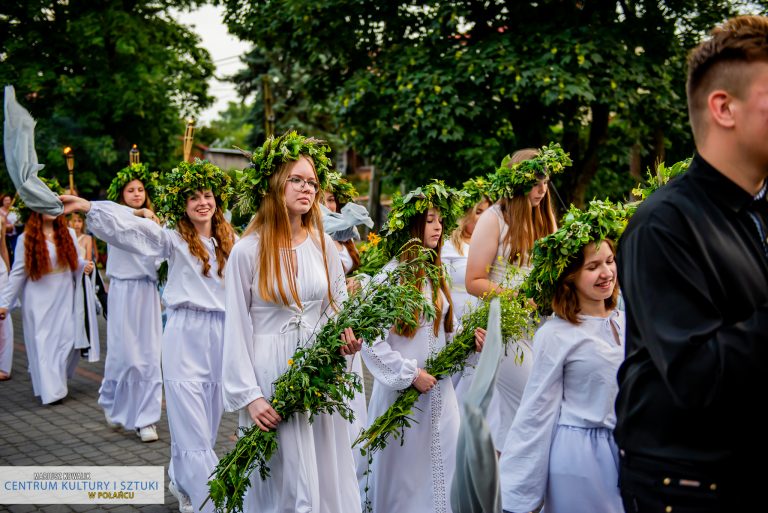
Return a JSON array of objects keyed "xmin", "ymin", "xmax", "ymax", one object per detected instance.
[
  {"xmin": 106, "ymin": 163, "xmax": 158, "ymax": 204},
  {"xmin": 488, "ymin": 143, "xmax": 572, "ymax": 199},
  {"xmin": 631, "ymin": 158, "xmax": 691, "ymax": 201},
  {"xmin": 461, "ymin": 176, "xmax": 495, "ymax": 207},
  {"xmin": 381, "ymin": 180, "xmax": 468, "ymax": 258},
  {"xmin": 326, "ymin": 171, "xmax": 359, "ymax": 206},
  {"xmin": 14, "ymin": 176, "xmax": 65, "ymax": 222},
  {"xmin": 522, "ymin": 199, "xmax": 632, "ymax": 315},
  {"xmin": 155, "ymin": 159, "xmax": 232, "ymax": 228},
  {"xmin": 232, "ymin": 131, "xmax": 333, "ymax": 216}
]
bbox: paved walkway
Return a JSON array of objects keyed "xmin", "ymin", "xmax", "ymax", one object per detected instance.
[{"xmin": 0, "ymin": 311, "xmax": 240, "ymax": 513}]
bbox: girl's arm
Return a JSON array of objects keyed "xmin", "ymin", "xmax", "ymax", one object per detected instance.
[
  {"xmin": 60, "ymin": 195, "xmax": 171, "ymax": 259},
  {"xmin": 0, "ymin": 235, "xmax": 28, "ymax": 317},
  {"xmin": 465, "ymin": 208, "xmax": 503, "ymax": 297},
  {"xmin": 0, "ymin": 222, "xmax": 9, "ymax": 272}
]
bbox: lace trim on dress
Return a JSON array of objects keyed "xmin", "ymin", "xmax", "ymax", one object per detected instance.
[{"xmin": 428, "ymin": 326, "xmax": 448, "ymax": 513}]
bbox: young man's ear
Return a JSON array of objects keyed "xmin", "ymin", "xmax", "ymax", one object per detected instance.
[{"xmin": 708, "ymin": 89, "xmax": 737, "ymax": 129}]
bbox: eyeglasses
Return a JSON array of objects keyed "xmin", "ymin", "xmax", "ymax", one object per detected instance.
[{"xmin": 286, "ymin": 176, "xmax": 320, "ymax": 194}]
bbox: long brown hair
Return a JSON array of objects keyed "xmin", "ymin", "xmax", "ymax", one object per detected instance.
[
  {"xmin": 395, "ymin": 210, "xmax": 454, "ymax": 338},
  {"xmin": 552, "ymin": 239, "xmax": 619, "ymax": 324},
  {"xmin": 24, "ymin": 213, "xmax": 79, "ymax": 281},
  {"xmin": 499, "ymin": 148, "xmax": 557, "ymax": 266},
  {"xmin": 177, "ymin": 202, "xmax": 236, "ymax": 278},
  {"xmin": 243, "ymin": 156, "xmax": 335, "ymax": 309}
]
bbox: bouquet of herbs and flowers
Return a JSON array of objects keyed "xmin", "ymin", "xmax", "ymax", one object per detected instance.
[
  {"xmin": 206, "ymin": 248, "xmax": 440, "ymax": 513},
  {"xmin": 354, "ymin": 268, "xmax": 537, "ymax": 455},
  {"xmin": 631, "ymin": 157, "xmax": 691, "ymax": 201}
]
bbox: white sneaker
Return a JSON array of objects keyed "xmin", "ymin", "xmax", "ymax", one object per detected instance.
[
  {"xmin": 169, "ymin": 481, "xmax": 193, "ymax": 513},
  {"xmin": 137, "ymin": 424, "xmax": 159, "ymax": 443},
  {"xmin": 105, "ymin": 413, "xmax": 120, "ymax": 430}
]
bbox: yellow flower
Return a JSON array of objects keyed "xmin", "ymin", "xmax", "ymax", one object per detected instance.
[
  {"xmin": 287, "ymin": 359, "xmax": 294, "ymax": 366},
  {"xmin": 315, "ymin": 391, "xmax": 322, "ymax": 397},
  {"xmin": 367, "ymin": 232, "xmax": 382, "ymax": 246}
]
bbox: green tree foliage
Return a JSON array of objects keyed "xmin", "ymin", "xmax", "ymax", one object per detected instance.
[
  {"xmin": 0, "ymin": 1, "xmax": 214, "ymax": 196},
  {"xmin": 218, "ymin": 0, "xmax": 766, "ymax": 206},
  {"xmin": 196, "ymin": 100, "xmax": 254, "ymax": 149}
]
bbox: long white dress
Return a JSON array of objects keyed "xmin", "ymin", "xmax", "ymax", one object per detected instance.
[
  {"xmin": 361, "ymin": 260, "xmax": 460, "ymax": 513},
  {"xmin": 499, "ymin": 311, "xmax": 625, "ymax": 513},
  {"xmin": 0, "ymin": 230, "xmax": 83, "ymax": 404},
  {"xmin": 442, "ymin": 239, "xmax": 477, "ymax": 321},
  {"xmin": 0, "ymin": 257, "xmax": 14, "ymax": 375},
  {"xmin": 222, "ymin": 231, "xmax": 361, "ymax": 513},
  {"xmin": 96, "ymin": 208, "xmax": 163, "ymax": 430},
  {"xmin": 87, "ymin": 201, "xmax": 226, "ymax": 512},
  {"xmin": 334, "ymin": 242, "xmax": 368, "ymax": 472},
  {"xmin": 73, "ymin": 234, "xmax": 100, "ymax": 363},
  {"xmin": 476, "ymin": 204, "xmax": 534, "ymax": 450}
]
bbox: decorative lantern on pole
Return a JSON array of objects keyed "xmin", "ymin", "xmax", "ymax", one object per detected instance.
[
  {"xmin": 63, "ymin": 147, "xmax": 75, "ymax": 194},
  {"xmin": 183, "ymin": 117, "xmax": 195, "ymax": 162},
  {"xmin": 129, "ymin": 144, "xmax": 140, "ymax": 164}
]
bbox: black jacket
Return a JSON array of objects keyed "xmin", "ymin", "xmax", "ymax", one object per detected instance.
[{"xmin": 615, "ymin": 153, "xmax": 768, "ymax": 468}]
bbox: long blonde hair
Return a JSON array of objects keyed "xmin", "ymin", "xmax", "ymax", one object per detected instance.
[
  {"xmin": 177, "ymin": 204, "xmax": 235, "ymax": 278},
  {"xmin": 499, "ymin": 148, "xmax": 557, "ymax": 266},
  {"xmin": 449, "ymin": 198, "xmax": 492, "ymax": 257},
  {"xmin": 243, "ymin": 157, "xmax": 334, "ymax": 309}
]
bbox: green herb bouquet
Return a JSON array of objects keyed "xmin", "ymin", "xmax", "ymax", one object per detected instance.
[
  {"xmin": 207, "ymin": 249, "xmax": 439, "ymax": 513},
  {"xmin": 354, "ymin": 279, "xmax": 537, "ymax": 455},
  {"xmin": 631, "ymin": 157, "xmax": 692, "ymax": 201}
]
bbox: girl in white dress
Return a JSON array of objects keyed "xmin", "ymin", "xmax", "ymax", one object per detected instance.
[
  {"xmin": 62, "ymin": 160, "xmax": 236, "ymax": 513},
  {"xmin": 0, "ymin": 204, "xmax": 94, "ymax": 404},
  {"xmin": 69, "ymin": 213, "xmax": 100, "ymax": 362},
  {"xmin": 499, "ymin": 204, "xmax": 626, "ymax": 513},
  {"xmin": 0, "ymin": 220, "xmax": 13, "ymax": 381},
  {"xmin": 465, "ymin": 147, "xmax": 560, "ymax": 449},
  {"xmin": 362, "ymin": 182, "xmax": 463, "ymax": 513},
  {"xmin": 99, "ymin": 164, "xmax": 163, "ymax": 442},
  {"xmin": 322, "ymin": 172, "xmax": 372, "ymax": 462},
  {"xmin": 222, "ymin": 133, "xmax": 363, "ymax": 513}
]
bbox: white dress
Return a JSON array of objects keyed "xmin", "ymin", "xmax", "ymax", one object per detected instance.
[
  {"xmin": 222, "ymin": 232, "xmax": 361, "ymax": 513},
  {"xmin": 442, "ymin": 239, "xmax": 477, "ymax": 321},
  {"xmin": 0, "ymin": 257, "xmax": 14, "ymax": 375},
  {"xmin": 0, "ymin": 230, "xmax": 84, "ymax": 404},
  {"xmin": 361, "ymin": 260, "xmax": 460, "ymax": 513},
  {"xmin": 88, "ymin": 201, "xmax": 226, "ymax": 512},
  {"xmin": 499, "ymin": 311, "xmax": 625, "ymax": 513},
  {"xmin": 460, "ymin": 205, "xmax": 534, "ymax": 449},
  {"xmin": 95, "ymin": 205, "xmax": 162, "ymax": 430},
  {"xmin": 73, "ymin": 234, "xmax": 100, "ymax": 362}
]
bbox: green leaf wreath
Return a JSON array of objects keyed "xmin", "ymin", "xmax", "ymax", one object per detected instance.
[
  {"xmin": 327, "ymin": 171, "xmax": 359, "ymax": 206},
  {"xmin": 106, "ymin": 163, "xmax": 159, "ymax": 203},
  {"xmin": 206, "ymin": 248, "xmax": 440, "ymax": 513},
  {"xmin": 487, "ymin": 143, "xmax": 572, "ymax": 199},
  {"xmin": 231, "ymin": 131, "xmax": 333, "ymax": 217},
  {"xmin": 631, "ymin": 157, "xmax": 692, "ymax": 201},
  {"xmin": 155, "ymin": 159, "xmax": 232, "ymax": 228},
  {"xmin": 522, "ymin": 199, "xmax": 632, "ymax": 315},
  {"xmin": 462, "ymin": 175, "xmax": 495, "ymax": 205},
  {"xmin": 13, "ymin": 176, "xmax": 64, "ymax": 222},
  {"xmin": 355, "ymin": 273, "xmax": 537, "ymax": 456},
  {"xmin": 381, "ymin": 180, "xmax": 468, "ymax": 259}
]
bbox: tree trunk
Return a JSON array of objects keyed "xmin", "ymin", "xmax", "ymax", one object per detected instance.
[{"xmin": 571, "ymin": 103, "xmax": 610, "ymax": 208}]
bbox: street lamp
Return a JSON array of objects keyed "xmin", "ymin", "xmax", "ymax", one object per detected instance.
[
  {"xmin": 63, "ymin": 147, "xmax": 75, "ymax": 194},
  {"xmin": 129, "ymin": 144, "xmax": 140, "ymax": 164}
]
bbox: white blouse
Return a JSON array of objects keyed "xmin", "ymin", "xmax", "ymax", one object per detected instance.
[
  {"xmin": 87, "ymin": 201, "xmax": 227, "ymax": 311},
  {"xmin": 499, "ymin": 310, "xmax": 625, "ymax": 510}
]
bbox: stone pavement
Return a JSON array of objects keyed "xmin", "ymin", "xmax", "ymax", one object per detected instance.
[{"xmin": 0, "ymin": 311, "xmax": 240, "ymax": 513}]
